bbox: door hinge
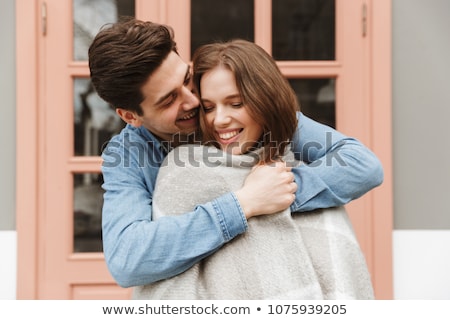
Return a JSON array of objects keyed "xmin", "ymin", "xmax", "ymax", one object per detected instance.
[
  {"xmin": 362, "ymin": 3, "xmax": 367, "ymax": 37},
  {"xmin": 42, "ymin": 2, "xmax": 47, "ymax": 36}
]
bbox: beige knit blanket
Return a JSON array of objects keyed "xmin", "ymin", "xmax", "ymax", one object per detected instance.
[{"xmin": 133, "ymin": 144, "xmax": 374, "ymax": 300}]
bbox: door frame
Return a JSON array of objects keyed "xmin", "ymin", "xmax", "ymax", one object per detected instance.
[{"xmin": 16, "ymin": 0, "xmax": 392, "ymax": 299}]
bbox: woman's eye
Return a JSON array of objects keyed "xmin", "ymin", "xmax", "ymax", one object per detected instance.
[
  {"xmin": 231, "ymin": 102, "xmax": 243, "ymax": 108},
  {"xmin": 202, "ymin": 105, "xmax": 214, "ymax": 112}
]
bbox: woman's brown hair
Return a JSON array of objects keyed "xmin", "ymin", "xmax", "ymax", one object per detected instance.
[{"xmin": 192, "ymin": 39, "xmax": 299, "ymax": 163}]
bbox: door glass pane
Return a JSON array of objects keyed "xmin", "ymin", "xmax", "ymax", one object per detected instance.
[
  {"xmin": 191, "ymin": 0, "xmax": 254, "ymax": 57},
  {"xmin": 74, "ymin": 77, "xmax": 125, "ymax": 156},
  {"xmin": 273, "ymin": 0, "xmax": 335, "ymax": 61},
  {"xmin": 74, "ymin": 173, "xmax": 104, "ymax": 253},
  {"xmin": 289, "ymin": 78, "xmax": 336, "ymax": 128},
  {"xmin": 73, "ymin": 0, "xmax": 135, "ymax": 61}
]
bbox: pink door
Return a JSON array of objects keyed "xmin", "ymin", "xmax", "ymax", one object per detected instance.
[{"xmin": 16, "ymin": 0, "xmax": 392, "ymax": 299}]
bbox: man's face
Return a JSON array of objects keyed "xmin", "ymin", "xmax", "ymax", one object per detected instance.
[{"xmin": 118, "ymin": 51, "xmax": 200, "ymax": 143}]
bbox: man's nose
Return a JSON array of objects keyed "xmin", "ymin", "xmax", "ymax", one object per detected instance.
[{"xmin": 181, "ymin": 86, "xmax": 199, "ymax": 110}]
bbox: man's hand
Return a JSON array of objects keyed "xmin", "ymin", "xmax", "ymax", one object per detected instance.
[{"xmin": 234, "ymin": 162, "xmax": 297, "ymax": 219}]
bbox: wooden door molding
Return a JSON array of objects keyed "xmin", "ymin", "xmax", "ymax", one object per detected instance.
[
  {"xmin": 16, "ymin": 0, "xmax": 392, "ymax": 299},
  {"xmin": 367, "ymin": 0, "xmax": 393, "ymax": 299},
  {"xmin": 16, "ymin": 0, "xmax": 40, "ymax": 299}
]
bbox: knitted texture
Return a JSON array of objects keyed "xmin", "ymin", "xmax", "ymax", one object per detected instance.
[{"xmin": 133, "ymin": 144, "xmax": 374, "ymax": 300}]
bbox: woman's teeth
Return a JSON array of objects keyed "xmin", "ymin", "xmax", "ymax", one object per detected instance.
[{"xmin": 219, "ymin": 130, "xmax": 240, "ymax": 140}]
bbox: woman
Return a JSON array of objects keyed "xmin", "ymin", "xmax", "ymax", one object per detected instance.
[{"xmin": 133, "ymin": 39, "xmax": 374, "ymax": 300}]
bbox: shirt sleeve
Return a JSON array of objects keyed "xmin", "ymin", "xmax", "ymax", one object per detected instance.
[
  {"xmin": 290, "ymin": 112, "xmax": 384, "ymax": 212},
  {"xmin": 101, "ymin": 136, "xmax": 247, "ymax": 288}
]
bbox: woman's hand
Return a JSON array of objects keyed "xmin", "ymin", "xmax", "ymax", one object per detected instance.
[{"xmin": 234, "ymin": 161, "xmax": 297, "ymax": 219}]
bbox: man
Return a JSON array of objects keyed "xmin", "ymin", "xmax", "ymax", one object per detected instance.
[{"xmin": 88, "ymin": 18, "xmax": 383, "ymax": 288}]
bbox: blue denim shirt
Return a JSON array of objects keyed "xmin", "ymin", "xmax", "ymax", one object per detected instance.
[{"xmin": 101, "ymin": 112, "xmax": 383, "ymax": 287}]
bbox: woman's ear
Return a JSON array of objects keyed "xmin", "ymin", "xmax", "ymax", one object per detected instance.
[{"xmin": 116, "ymin": 108, "xmax": 142, "ymax": 127}]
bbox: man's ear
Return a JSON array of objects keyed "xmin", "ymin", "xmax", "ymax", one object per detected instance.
[{"xmin": 116, "ymin": 108, "xmax": 142, "ymax": 127}]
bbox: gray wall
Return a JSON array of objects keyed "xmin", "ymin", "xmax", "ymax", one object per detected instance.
[
  {"xmin": 392, "ymin": 0, "xmax": 450, "ymax": 229},
  {"xmin": 0, "ymin": 0, "xmax": 16, "ymax": 230}
]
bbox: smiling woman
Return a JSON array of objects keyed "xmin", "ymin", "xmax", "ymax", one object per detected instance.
[
  {"xmin": 200, "ymin": 66, "xmax": 264, "ymax": 155},
  {"xmin": 133, "ymin": 39, "xmax": 375, "ymax": 299},
  {"xmin": 194, "ymin": 39, "xmax": 299, "ymax": 164}
]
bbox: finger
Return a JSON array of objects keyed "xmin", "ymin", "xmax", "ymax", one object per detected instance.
[
  {"xmin": 291, "ymin": 181, "xmax": 298, "ymax": 193},
  {"xmin": 274, "ymin": 161, "xmax": 292, "ymax": 171},
  {"xmin": 286, "ymin": 172, "xmax": 295, "ymax": 182},
  {"xmin": 274, "ymin": 161, "xmax": 286, "ymax": 168}
]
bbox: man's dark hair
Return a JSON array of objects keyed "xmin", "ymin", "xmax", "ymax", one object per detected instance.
[{"xmin": 88, "ymin": 17, "xmax": 178, "ymax": 114}]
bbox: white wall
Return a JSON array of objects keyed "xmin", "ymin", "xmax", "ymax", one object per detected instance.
[
  {"xmin": 0, "ymin": 232, "xmax": 16, "ymax": 299},
  {"xmin": 394, "ymin": 231, "xmax": 450, "ymax": 299}
]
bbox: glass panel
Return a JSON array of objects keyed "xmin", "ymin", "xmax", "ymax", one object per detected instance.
[
  {"xmin": 73, "ymin": 0, "xmax": 135, "ymax": 61},
  {"xmin": 272, "ymin": 0, "xmax": 335, "ymax": 61},
  {"xmin": 191, "ymin": 0, "xmax": 254, "ymax": 56},
  {"xmin": 74, "ymin": 173, "xmax": 104, "ymax": 253},
  {"xmin": 74, "ymin": 77, "xmax": 125, "ymax": 156},
  {"xmin": 289, "ymin": 78, "xmax": 336, "ymax": 128}
]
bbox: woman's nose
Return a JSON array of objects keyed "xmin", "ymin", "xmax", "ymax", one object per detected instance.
[{"xmin": 213, "ymin": 106, "xmax": 231, "ymax": 126}]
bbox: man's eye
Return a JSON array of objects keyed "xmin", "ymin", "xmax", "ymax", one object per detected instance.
[
  {"xmin": 164, "ymin": 93, "xmax": 177, "ymax": 106},
  {"xmin": 184, "ymin": 75, "xmax": 193, "ymax": 88},
  {"xmin": 184, "ymin": 76, "xmax": 191, "ymax": 86}
]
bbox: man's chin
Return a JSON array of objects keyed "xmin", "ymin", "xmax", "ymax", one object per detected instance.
[
  {"xmin": 176, "ymin": 117, "xmax": 198, "ymax": 130},
  {"xmin": 178, "ymin": 126, "xmax": 197, "ymax": 136}
]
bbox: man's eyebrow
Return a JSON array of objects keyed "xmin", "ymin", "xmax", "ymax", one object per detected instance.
[{"xmin": 154, "ymin": 65, "xmax": 191, "ymax": 107}]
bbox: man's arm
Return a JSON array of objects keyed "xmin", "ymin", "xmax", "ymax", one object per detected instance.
[
  {"xmin": 290, "ymin": 112, "xmax": 383, "ymax": 212},
  {"xmin": 101, "ymin": 131, "xmax": 295, "ymax": 287},
  {"xmin": 102, "ymin": 167, "xmax": 243, "ymax": 287}
]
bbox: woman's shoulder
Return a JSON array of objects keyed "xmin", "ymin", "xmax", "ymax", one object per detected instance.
[
  {"xmin": 164, "ymin": 144, "xmax": 263, "ymax": 169},
  {"xmin": 162, "ymin": 144, "xmax": 222, "ymax": 168}
]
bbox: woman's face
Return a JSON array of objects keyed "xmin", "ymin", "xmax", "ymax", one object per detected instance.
[{"xmin": 200, "ymin": 66, "xmax": 263, "ymax": 155}]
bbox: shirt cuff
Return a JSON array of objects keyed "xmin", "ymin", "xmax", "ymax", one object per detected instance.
[{"xmin": 211, "ymin": 192, "xmax": 248, "ymax": 241}]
